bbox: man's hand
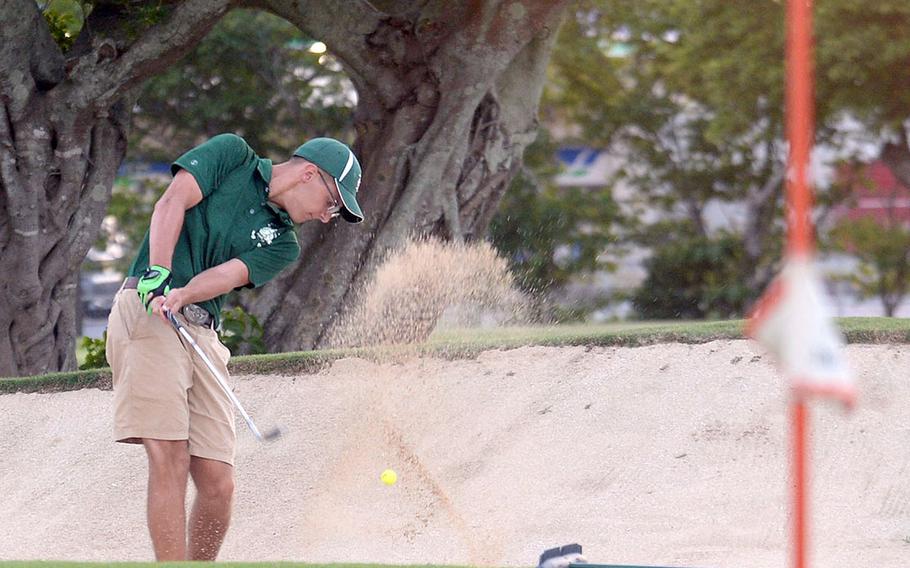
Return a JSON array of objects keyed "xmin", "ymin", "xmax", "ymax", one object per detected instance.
[
  {"xmin": 137, "ymin": 265, "xmax": 172, "ymax": 314},
  {"xmin": 150, "ymin": 287, "xmax": 191, "ymax": 323},
  {"xmin": 146, "ymin": 259, "xmax": 250, "ymax": 323}
]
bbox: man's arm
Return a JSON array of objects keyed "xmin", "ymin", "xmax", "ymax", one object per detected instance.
[
  {"xmin": 151, "ymin": 259, "xmax": 250, "ymax": 320},
  {"xmin": 149, "ymin": 169, "xmax": 204, "ymax": 269}
]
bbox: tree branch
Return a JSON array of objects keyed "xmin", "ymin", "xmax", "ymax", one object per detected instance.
[
  {"xmin": 245, "ymin": 0, "xmax": 384, "ymax": 89},
  {"xmin": 743, "ymin": 164, "xmax": 785, "ymax": 260},
  {"xmin": 70, "ymin": 0, "xmax": 233, "ymax": 109},
  {"xmin": 0, "ymin": 110, "xmax": 39, "ymax": 247},
  {"xmin": 460, "ymin": 18, "xmax": 561, "ymax": 236},
  {"xmin": 0, "ymin": 103, "xmax": 22, "ymax": 206},
  {"xmin": 436, "ymin": 0, "xmax": 570, "ymax": 77},
  {"xmin": 66, "ymin": 120, "xmax": 128, "ymax": 272},
  {"xmin": 754, "ymin": 161, "xmax": 785, "ymax": 204},
  {"xmin": 0, "ymin": 0, "xmax": 65, "ymax": 118},
  {"xmin": 881, "ymin": 130, "xmax": 910, "ymax": 190}
]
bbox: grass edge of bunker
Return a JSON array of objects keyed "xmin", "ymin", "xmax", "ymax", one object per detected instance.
[{"xmin": 2, "ymin": 317, "xmax": 910, "ymax": 395}]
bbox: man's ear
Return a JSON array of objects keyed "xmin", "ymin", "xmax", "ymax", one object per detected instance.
[{"xmin": 301, "ymin": 162, "xmax": 319, "ymax": 182}]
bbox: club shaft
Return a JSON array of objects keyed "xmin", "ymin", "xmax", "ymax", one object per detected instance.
[{"xmin": 168, "ymin": 313, "xmax": 264, "ymax": 441}]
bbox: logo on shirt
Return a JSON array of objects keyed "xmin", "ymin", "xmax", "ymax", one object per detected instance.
[{"xmin": 251, "ymin": 223, "xmax": 280, "ymax": 248}]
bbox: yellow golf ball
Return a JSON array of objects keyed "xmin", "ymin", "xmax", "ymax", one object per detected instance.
[{"xmin": 380, "ymin": 468, "xmax": 398, "ymax": 485}]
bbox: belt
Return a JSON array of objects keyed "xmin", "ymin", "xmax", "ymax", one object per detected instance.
[{"xmin": 122, "ymin": 277, "xmax": 215, "ymax": 328}]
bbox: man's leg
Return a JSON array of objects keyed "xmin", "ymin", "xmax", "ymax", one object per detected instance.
[
  {"xmin": 143, "ymin": 439, "xmax": 191, "ymax": 561},
  {"xmin": 187, "ymin": 456, "xmax": 235, "ymax": 561}
]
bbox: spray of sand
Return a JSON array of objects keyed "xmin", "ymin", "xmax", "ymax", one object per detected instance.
[{"xmin": 326, "ymin": 238, "xmax": 530, "ymax": 348}]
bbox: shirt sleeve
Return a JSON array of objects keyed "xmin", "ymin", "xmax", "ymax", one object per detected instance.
[
  {"xmin": 171, "ymin": 133, "xmax": 254, "ymax": 198},
  {"xmin": 235, "ymin": 229, "xmax": 301, "ymax": 289}
]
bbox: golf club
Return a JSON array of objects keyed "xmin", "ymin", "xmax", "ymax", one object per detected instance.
[{"xmin": 165, "ymin": 309, "xmax": 283, "ymax": 443}]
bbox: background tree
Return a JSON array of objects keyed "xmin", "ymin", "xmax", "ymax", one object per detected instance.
[
  {"xmin": 541, "ymin": 0, "xmax": 910, "ymax": 319},
  {"xmin": 483, "ymin": 2, "xmax": 635, "ymax": 320},
  {"xmin": 130, "ymin": 8, "xmax": 354, "ymax": 160},
  {"xmin": 644, "ymin": 0, "xmax": 910, "ymax": 316},
  {"xmin": 813, "ymin": 1, "xmax": 910, "ymax": 188},
  {"xmin": 244, "ymin": 0, "xmax": 571, "ymax": 351},
  {"xmin": 632, "ymin": 231, "xmax": 752, "ymax": 319},
  {"xmin": 829, "ymin": 218, "xmax": 910, "ymax": 317},
  {"xmin": 542, "ymin": 0, "xmax": 788, "ymax": 317},
  {"xmin": 1, "ymin": 0, "xmax": 231, "ymax": 377},
  {"xmin": 824, "ymin": 162, "xmax": 910, "ymax": 317},
  {"xmin": 640, "ymin": 0, "xmax": 910, "ymax": 250},
  {"xmin": 1, "ymin": 0, "xmax": 570, "ymax": 376},
  {"xmin": 109, "ymin": 1, "xmax": 621, "ymax": 328},
  {"xmin": 488, "ymin": 131, "xmax": 622, "ymax": 313}
]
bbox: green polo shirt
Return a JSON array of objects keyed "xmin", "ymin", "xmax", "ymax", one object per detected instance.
[{"xmin": 128, "ymin": 133, "xmax": 301, "ymax": 327}]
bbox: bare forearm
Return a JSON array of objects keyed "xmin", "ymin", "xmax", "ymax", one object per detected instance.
[
  {"xmin": 148, "ymin": 197, "xmax": 186, "ymax": 270},
  {"xmin": 180, "ymin": 262, "xmax": 246, "ymax": 304},
  {"xmin": 148, "ymin": 170, "xmax": 204, "ymax": 269}
]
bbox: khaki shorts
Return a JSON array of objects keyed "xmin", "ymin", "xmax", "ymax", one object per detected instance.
[{"xmin": 106, "ymin": 287, "xmax": 236, "ymax": 465}]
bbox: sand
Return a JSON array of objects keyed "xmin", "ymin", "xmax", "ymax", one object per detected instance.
[{"xmin": 0, "ymin": 341, "xmax": 907, "ymax": 567}]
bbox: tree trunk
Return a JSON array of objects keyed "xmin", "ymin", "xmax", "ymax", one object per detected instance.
[
  {"xmin": 0, "ymin": 0, "xmax": 229, "ymax": 376},
  {"xmin": 876, "ymin": 136, "xmax": 910, "ymax": 318},
  {"xmin": 880, "ymin": 275, "xmax": 899, "ymax": 318},
  {"xmin": 742, "ymin": 164, "xmax": 786, "ymax": 295},
  {"xmin": 881, "ymin": 136, "xmax": 910, "ymax": 190},
  {"xmin": 882, "ymin": 298, "xmax": 897, "ymax": 318},
  {"xmin": 0, "ymin": 99, "xmax": 130, "ymax": 376},
  {"xmin": 247, "ymin": 0, "xmax": 568, "ymax": 351}
]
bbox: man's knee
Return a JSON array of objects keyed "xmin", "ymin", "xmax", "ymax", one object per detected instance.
[
  {"xmin": 191, "ymin": 458, "xmax": 235, "ymax": 502},
  {"xmin": 144, "ymin": 439, "xmax": 190, "ymax": 477},
  {"xmin": 196, "ymin": 472, "xmax": 234, "ymax": 502}
]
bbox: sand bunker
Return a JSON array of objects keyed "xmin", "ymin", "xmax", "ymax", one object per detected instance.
[{"xmin": 1, "ymin": 341, "xmax": 907, "ymax": 567}]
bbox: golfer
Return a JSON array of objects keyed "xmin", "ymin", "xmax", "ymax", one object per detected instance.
[{"xmin": 105, "ymin": 133, "xmax": 364, "ymax": 561}]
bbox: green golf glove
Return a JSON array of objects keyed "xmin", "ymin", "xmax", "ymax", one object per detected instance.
[{"xmin": 137, "ymin": 265, "xmax": 172, "ymax": 314}]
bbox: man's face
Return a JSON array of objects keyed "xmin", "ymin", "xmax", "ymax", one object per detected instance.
[{"xmin": 289, "ymin": 165, "xmax": 343, "ymax": 224}]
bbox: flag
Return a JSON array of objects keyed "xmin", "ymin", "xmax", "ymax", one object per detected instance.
[{"xmin": 747, "ymin": 255, "xmax": 856, "ymax": 408}]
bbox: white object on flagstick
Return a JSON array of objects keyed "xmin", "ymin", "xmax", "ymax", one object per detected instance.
[{"xmin": 747, "ymin": 255, "xmax": 856, "ymax": 408}]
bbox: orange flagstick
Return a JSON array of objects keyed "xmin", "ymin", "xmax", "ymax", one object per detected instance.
[
  {"xmin": 753, "ymin": 3, "xmax": 854, "ymax": 563},
  {"xmin": 785, "ymin": 1, "xmax": 814, "ymax": 568},
  {"xmin": 787, "ymin": 0, "xmax": 814, "ymax": 258}
]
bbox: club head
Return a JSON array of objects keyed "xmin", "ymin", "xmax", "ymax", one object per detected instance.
[{"xmin": 262, "ymin": 426, "xmax": 284, "ymax": 442}]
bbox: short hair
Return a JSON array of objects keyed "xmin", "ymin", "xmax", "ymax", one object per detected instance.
[{"xmin": 290, "ymin": 156, "xmax": 323, "ymax": 174}]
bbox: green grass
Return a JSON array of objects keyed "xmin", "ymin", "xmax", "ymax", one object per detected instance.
[
  {"xmin": 429, "ymin": 320, "xmax": 747, "ymax": 346},
  {"xmin": 4, "ymin": 317, "xmax": 910, "ymax": 395}
]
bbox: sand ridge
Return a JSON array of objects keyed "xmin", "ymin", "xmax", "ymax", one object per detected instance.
[{"xmin": 0, "ymin": 341, "xmax": 908, "ymax": 566}]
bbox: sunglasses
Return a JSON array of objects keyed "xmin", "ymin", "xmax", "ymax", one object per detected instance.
[{"xmin": 317, "ymin": 170, "xmax": 342, "ymax": 219}]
